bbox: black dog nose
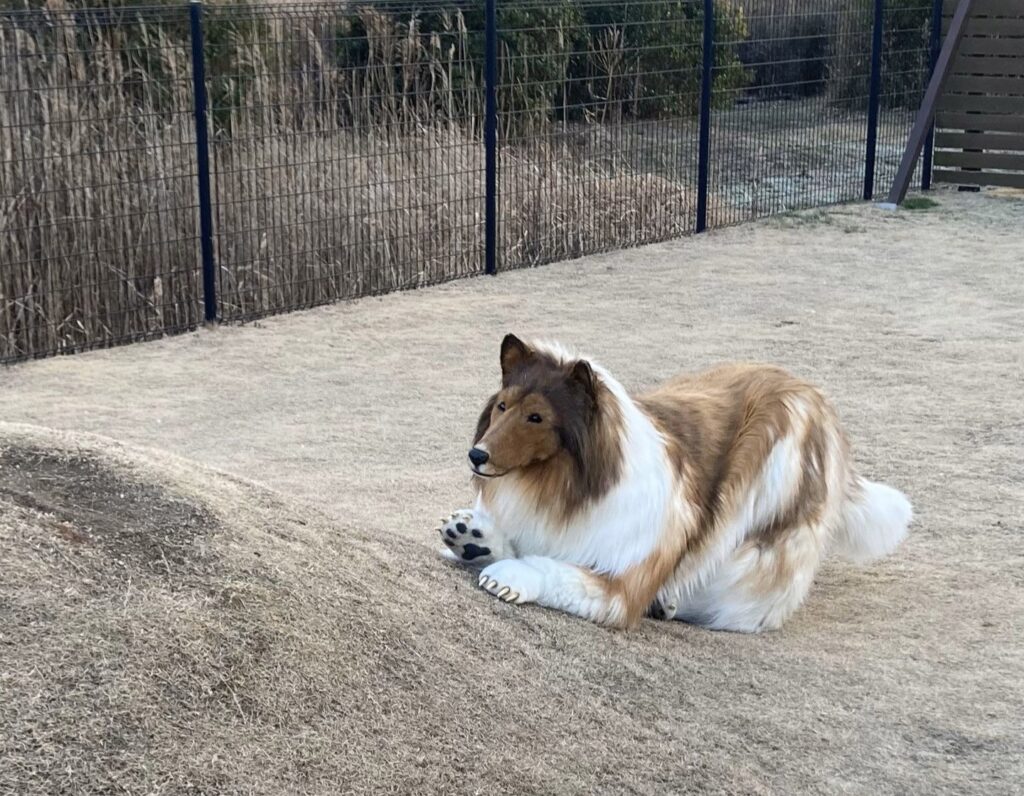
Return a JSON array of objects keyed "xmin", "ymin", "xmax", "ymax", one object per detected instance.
[{"xmin": 468, "ymin": 447, "xmax": 489, "ymax": 467}]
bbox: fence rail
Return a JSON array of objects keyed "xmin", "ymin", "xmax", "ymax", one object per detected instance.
[{"xmin": 0, "ymin": 0, "xmax": 938, "ymax": 364}]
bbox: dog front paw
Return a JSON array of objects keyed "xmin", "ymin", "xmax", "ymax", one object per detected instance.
[
  {"xmin": 478, "ymin": 559, "xmax": 545, "ymax": 605},
  {"xmin": 438, "ymin": 509, "xmax": 497, "ymax": 564}
]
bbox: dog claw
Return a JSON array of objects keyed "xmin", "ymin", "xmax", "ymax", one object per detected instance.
[
  {"xmin": 502, "ymin": 591, "xmax": 519, "ymax": 603},
  {"xmin": 497, "ymin": 586, "xmax": 510, "ymax": 599}
]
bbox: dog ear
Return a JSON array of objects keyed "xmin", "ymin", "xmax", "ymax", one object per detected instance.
[
  {"xmin": 500, "ymin": 334, "xmax": 532, "ymax": 378},
  {"xmin": 570, "ymin": 359, "xmax": 597, "ymax": 403}
]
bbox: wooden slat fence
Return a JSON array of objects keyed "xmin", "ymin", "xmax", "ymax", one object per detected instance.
[{"xmin": 936, "ymin": 0, "xmax": 1024, "ymax": 189}]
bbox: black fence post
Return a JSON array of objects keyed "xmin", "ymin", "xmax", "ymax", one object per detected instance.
[
  {"xmin": 484, "ymin": 0, "xmax": 498, "ymax": 276},
  {"xmin": 921, "ymin": 0, "xmax": 944, "ymax": 191},
  {"xmin": 695, "ymin": 0, "xmax": 714, "ymax": 233},
  {"xmin": 189, "ymin": 0, "xmax": 217, "ymax": 323},
  {"xmin": 864, "ymin": 0, "xmax": 885, "ymax": 200}
]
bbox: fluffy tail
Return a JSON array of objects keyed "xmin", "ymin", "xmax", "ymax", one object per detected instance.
[{"xmin": 834, "ymin": 477, "xmax": 912, "ymax": 563}]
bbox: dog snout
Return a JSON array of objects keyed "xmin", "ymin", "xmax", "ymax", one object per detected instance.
[{"xmin": 468, "ymin": 447, "xmax": 489, "ymax": 467}]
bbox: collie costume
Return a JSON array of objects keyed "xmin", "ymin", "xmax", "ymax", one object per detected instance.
[{"xmin": 440, "ymin": 335, "xmax": 911, "ymax": 632}]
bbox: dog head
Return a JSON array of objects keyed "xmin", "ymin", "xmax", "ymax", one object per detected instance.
[{"xmin": 468, "ymin": 334, "xmax": 598, "ymax": 479}]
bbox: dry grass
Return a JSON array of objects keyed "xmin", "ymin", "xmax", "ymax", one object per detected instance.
[
  {"xmin": 0, "ymin": 22, "xmax": 202, "ymax": 356},
  {"xmin": 1, "ymin": 1, "xmax": 927, "ymax": 364},
  {"xmin": 1, "ymin": 191, "xmax": 1023, "ymax": 794},
  {"xmin": 211, "ymin": 127, "xmax": 697, "ymax": 317},
  {"xmin": 0, "ymin": 6, "xmax": 702, "ymax": 360},
  {"xmin": 0, "ymin": 426, "xmax": 399, "ymax": 793}
]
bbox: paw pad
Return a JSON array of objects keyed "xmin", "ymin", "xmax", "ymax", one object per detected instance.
[
  {"xmin": 438, "ymin": 510, "xmax": 495, "ymax": 565},
  {"xmin": 460, "ymin": 543, "xmax": 491, "ymax": 561}
]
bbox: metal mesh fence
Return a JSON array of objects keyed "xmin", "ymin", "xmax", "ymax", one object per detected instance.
[
  {"xmin": 1, "ymin": 0, "xmax": 939, "ymax": 364},
  {"xmin": 874, "ymin": 0, "xmax": 934, "ymax": 194},
  {"xmin": 1, "ymin": 5, "xmax": 202, "ymax": 362},
  {"xmin": 496, "ymin": 0, "xmax": 704, "ymax": 269},
  {"xmin": 709, "ymin": 0, "xmax": 875, "ymax": 224},
  {"xmin": 203, "ymin": 2, "xmax": 487, "ymax": 321}
]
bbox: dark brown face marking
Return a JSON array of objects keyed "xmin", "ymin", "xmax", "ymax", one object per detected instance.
[
  {"xmin": 474, "ymin": 344, "xmax": 571, "ymax": 475},
  {"xmin": 474, "ymin": 335, "xmax": 625, "ymax": 524}
]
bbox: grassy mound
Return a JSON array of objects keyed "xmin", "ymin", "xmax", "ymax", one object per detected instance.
[
  {"xmin": 2, "ymin": 420, "xmax": 1019, "ymax": 794},
  {"xmin": 1, "ymin": 424, "xmax": 740, "ymax": 793}
]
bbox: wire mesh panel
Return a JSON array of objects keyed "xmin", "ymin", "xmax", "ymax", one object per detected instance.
[
  {"xmin": 709, "ymin": 0, "xmax": 877, "ymax": 225},
  {"xmin": 873, "ymin": 0, "xmax": 934, "ymax": 196},
  {"xmin": 0, "ymin": 5, "xmax": 202, "ymax": 364},
  {"xmin": 496, "ymin": 0, "xmax": 704, "ymax": 269},
  {"xmin": 205, "ymin": 1, "xmax": 486, "ymax": 321},
  {"xmin": 1, "ymin": 1, "xmax": 938, "ymax": 364}
]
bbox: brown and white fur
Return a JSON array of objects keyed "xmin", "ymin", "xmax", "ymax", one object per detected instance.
[{"xmin": 440, "ymin": 335, "xmax": 912, "ymax": 632}]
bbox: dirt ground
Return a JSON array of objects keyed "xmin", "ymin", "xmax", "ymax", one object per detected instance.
[{"xmin": 1, "ymin": 189, "xmax": 1022, "ymax": 794}]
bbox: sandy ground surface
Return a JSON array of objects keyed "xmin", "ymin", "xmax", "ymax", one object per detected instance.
[{"xmin": 1, "ymin": 189, "xmax": 1022, "ymax": 794}]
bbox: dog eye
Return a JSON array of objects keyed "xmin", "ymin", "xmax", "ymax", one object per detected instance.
[
  {"xmin": 527, "ymin": 414, "xmax": 542, "ymax": 424},
  {"xmin": 497, "ymin": 402, "xmax": 506, "ymax": 412}
]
